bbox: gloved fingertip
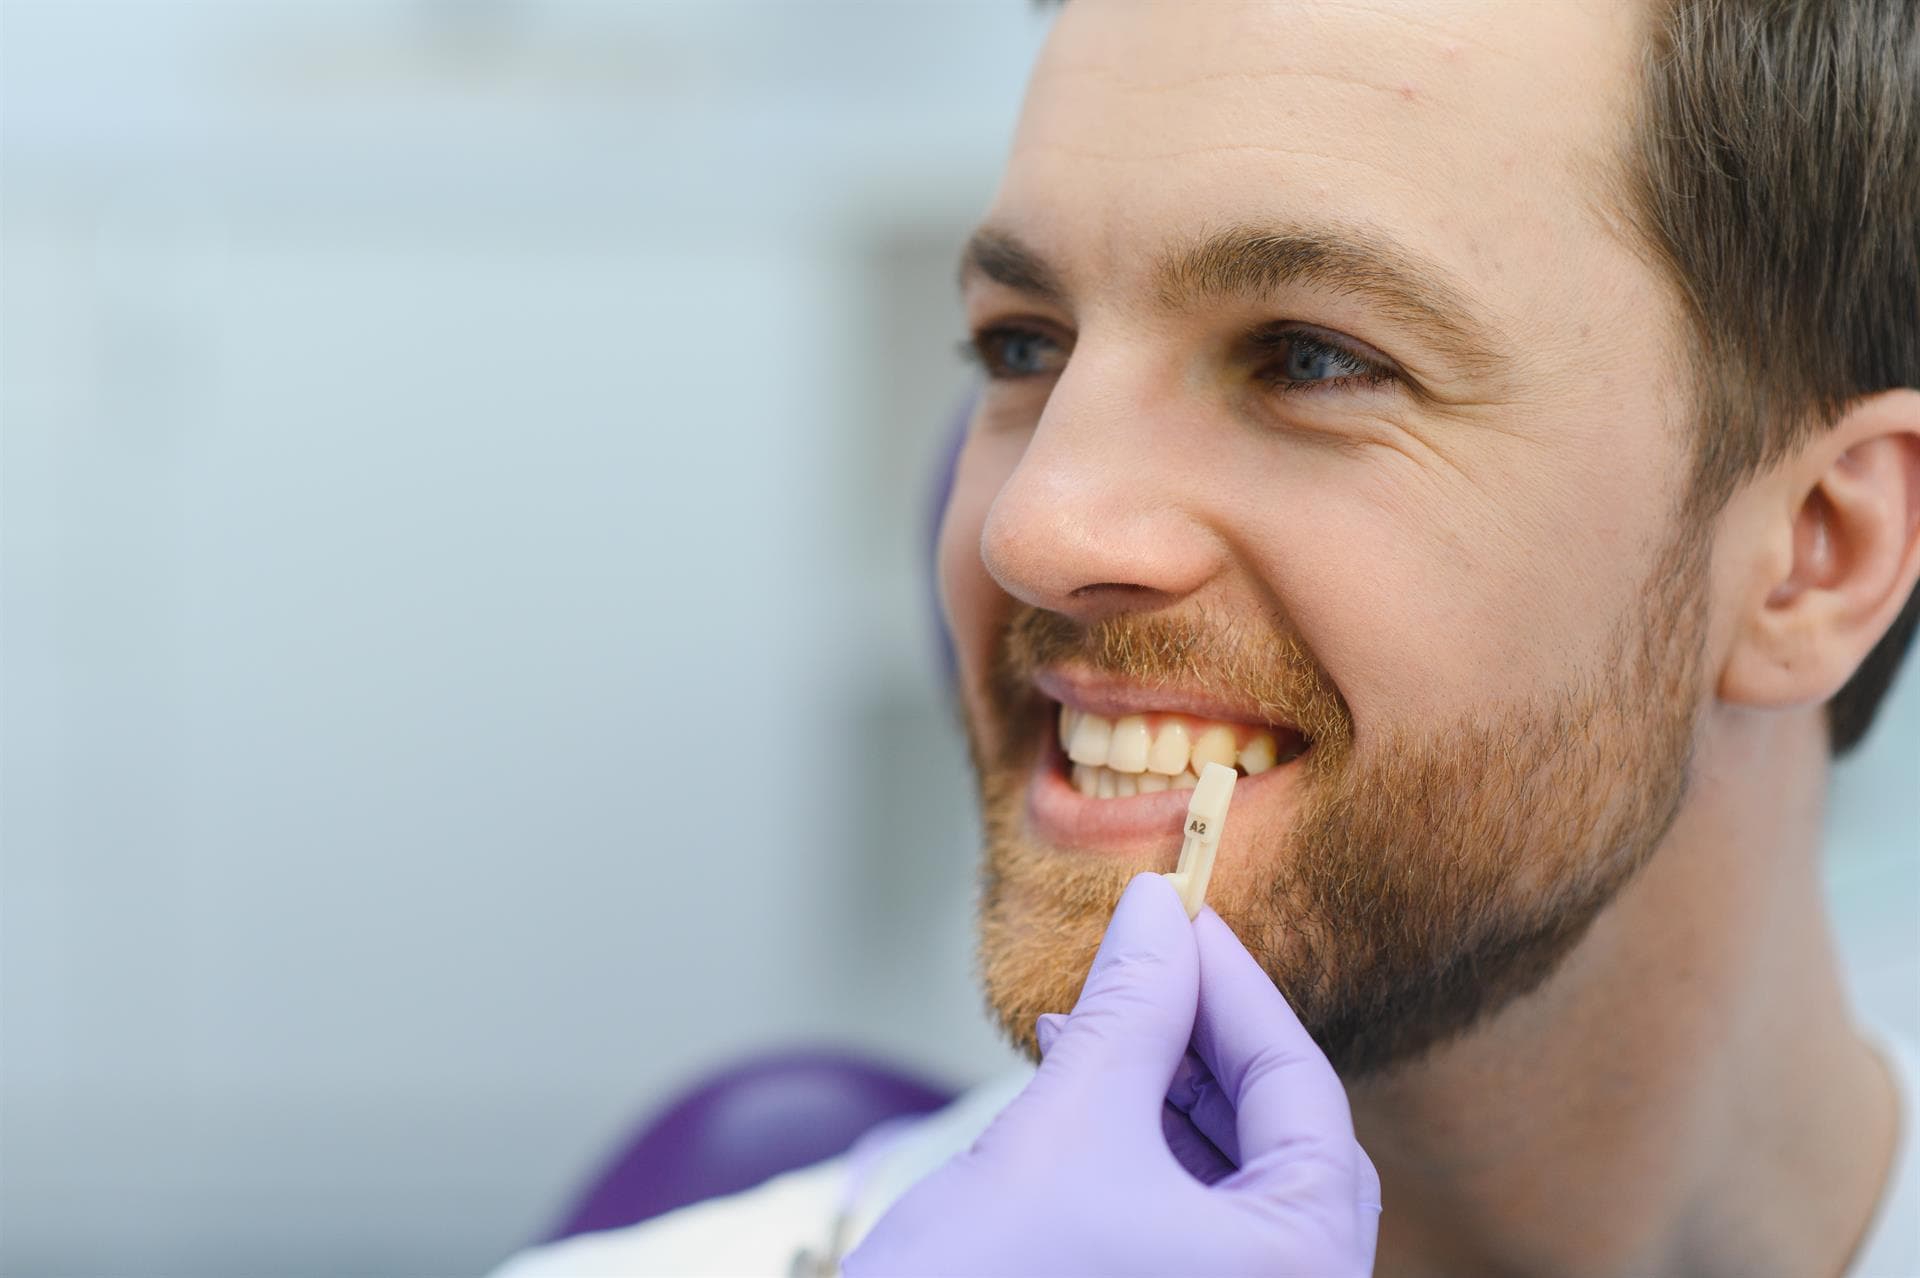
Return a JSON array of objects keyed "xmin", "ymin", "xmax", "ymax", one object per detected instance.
[
  {"xmin": 1034, "ymin": 1012, "xmax": 1068, "ymax": 1056},
  {"xmin": 1091, "ymin": 873, "xmax": 1194, "ymax": 958},
  {"xmin": 1191, "ymin": 903, "xmax": 1247, "ymax": 946},
  {"xmin": 1120, "ymin": 870, "xmax": 1186, "ymax": 913},
  {"xmin": 1074, "ymin": 872, "xmax": 1199, "ymax": 1008}
]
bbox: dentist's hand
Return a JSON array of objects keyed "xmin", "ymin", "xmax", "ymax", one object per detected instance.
[{"xmin": 841, "ymin": 873, "xmax": 1380, "ymax": 1278}]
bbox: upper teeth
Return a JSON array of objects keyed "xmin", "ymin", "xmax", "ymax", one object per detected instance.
[{"xmin": 1059, "ymin": 706, "xmax": 1285, "ymax": 779}]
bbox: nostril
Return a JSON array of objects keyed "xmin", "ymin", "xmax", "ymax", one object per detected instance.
[{"xmin": 1068, "ymin": 582, "xmax": 1158, "ymax": 598}]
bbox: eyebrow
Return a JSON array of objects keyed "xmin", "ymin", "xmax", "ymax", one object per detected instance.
[
  {"xmin": 960, "ymin": 222, "xmax": 1511, "ymax": 382},
  {"xmin": 959, "ymin": 227, "xmax": 1070, "ymax": 309}
]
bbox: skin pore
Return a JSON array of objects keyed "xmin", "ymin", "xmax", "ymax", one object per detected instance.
[{"xmin": 940, "ymin": 3, "xmax": 1920, "ymax": 1276}]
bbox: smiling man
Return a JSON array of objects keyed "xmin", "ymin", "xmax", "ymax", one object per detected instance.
[{"xmin": 497, "ymin": 1, "xmax": 1918, "ymax": 1275}]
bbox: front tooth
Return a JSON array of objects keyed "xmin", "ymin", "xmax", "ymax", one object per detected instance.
[
  {"xmin": 1112, "ymin": 772, "xmax": 1138, "ymax": 797},
  {"xmin": 1146, "ymin": 722, "xmax": 1191, "ymax": 775},
  {"xmin": 1095, "ymin": 767, "xmax": 1117, "ymax": 798},
  {"xmin": 1191, "ymin": 725, "xmax": 1238, "ymax": 774},
  {"xmin": 1067, "ymin": 713, "xmax": 1113, "ymax": 766},
  {"xmin": 1058, "ymin": 705, "xmax": 1079, "ymax": 751},
  {"xmin": 1072, "ymin": 763, "xmax": 1099, "ymax": 796},
  {"xmin": 1171, "ymin": 770, "xmax": 1200, "ymax": 789},
  {"xmin": 1136, "ymin": 772, "xmax": 1170, "ymax": 793},
  {"xmin": 1238, "ymin": 732, "xmax": 1278, "ymax": 775},
  {"xmin": 1107, "ymin": 716, "xmax": 1151, "ymax": 772}
]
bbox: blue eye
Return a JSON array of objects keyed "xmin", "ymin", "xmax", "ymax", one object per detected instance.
[
  {"xmin": 1283, "ymin": 340, "xmax": 1348, "ymax": 381},
  {"xmin": 964, "ymin": 326, "xmax": 1067, "ymax": 380},
  {"xmin": 1255, "ymin": 328, "xmax": 1392, "ymax": 392}
]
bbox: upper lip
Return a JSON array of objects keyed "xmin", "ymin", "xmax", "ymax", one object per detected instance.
[{"xmin": 1033, "ymin": 666, "xmax": 1301, "ymax": 733}]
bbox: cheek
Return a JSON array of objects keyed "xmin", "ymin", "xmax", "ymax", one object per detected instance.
[{"xmin": 1222, "ymin": 426, "xmax": 1677, "ymax": 730}]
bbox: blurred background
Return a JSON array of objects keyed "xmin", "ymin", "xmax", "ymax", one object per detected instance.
[{"xmin": 0, "ymin": 2, "xmax": 1912, "ymax": 1274}]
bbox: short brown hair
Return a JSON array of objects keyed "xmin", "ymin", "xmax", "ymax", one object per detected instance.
[
  {"xmin": 1630, "ymin": 0, "xmax": 1919, "ymax": 754},
  {"xmin": 1034, "ymin": 0, "xmax": 1920, "ymax": 754}
]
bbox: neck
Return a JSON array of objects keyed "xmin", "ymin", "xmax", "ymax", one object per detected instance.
[{"xmin": 1352, "ymin": 707, "xmax": 1899, "ymax": 1278}]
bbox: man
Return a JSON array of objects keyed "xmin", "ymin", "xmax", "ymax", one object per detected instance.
[{"xmin": 500, "ymin": 1, "xmax": 1918, "ymax": 1273}]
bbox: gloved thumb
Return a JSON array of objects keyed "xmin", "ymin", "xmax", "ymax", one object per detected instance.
[{"xmin": 1029, "ymin": 872, "xmax": 1200, "ymax": 1118}]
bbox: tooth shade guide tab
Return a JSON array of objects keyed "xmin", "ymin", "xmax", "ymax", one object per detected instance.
[{"xmin": 1164, "ymin": 762, "xmax": 1236, "ymax": 919}]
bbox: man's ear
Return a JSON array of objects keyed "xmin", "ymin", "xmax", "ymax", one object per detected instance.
[{"xmin": 1720, "ymin": 388, "xmax": 1920, "ymax": 711}]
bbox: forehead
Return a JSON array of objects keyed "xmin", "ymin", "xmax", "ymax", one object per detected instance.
[{"xmin": 995, "ymin": 0, "xmax": 1652, "ymax": 333}]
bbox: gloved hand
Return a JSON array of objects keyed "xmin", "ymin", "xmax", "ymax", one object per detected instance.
[{"xmin": 841, "ymin": 872, "xmax": 1380, "ymax": 1278}]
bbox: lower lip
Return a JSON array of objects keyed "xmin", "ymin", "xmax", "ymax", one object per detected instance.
[{"xmin": 1024, "ymin": 730, "xmax": 1306, "ymax": 856}]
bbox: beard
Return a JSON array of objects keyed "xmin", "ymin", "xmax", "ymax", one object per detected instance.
[{"xmin": 967, "ymin": 524, "xmax": 1710, "ymax": 1082}]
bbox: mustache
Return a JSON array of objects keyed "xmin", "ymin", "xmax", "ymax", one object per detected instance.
[{"xmin": 989, "ymin": 604, "xmax": 1353, "ymax": 756}]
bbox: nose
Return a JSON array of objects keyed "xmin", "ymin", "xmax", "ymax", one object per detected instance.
[{"xmin": 979, "ymin": 355, "xmax": 1224, "ymax": 623}]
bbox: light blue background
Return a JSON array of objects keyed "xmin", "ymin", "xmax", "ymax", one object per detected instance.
[{"xmin": 2, "ymin": 4, "xmax": 1912, "ymax": 1274}]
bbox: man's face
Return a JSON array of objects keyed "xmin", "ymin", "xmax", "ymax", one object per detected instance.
[{"xmin": 944, "ymin": 0, "xmax": 1717, "ymax": 1079}]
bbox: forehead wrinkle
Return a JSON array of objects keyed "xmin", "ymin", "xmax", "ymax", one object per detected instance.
[
  {"xmin": 1154, "ymin": 223, "xmax": 1515, "ymax": 383},
  {"xmin": 1014, "ymin": 137, "xmax": 1415, "ymax": 183},
  {"xmin": 1041, "ymin": 58, "xmax": 1447, "ymax": 101}
]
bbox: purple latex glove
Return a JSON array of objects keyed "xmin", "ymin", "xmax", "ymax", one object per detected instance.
[{"xmin": 842, "ymin": 873, "xmax": 1381, "ymax": 1277}]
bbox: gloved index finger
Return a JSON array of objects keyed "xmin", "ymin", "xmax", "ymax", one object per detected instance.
[
  {"xmin": 1037, "ymin": 872, "xmax": 1201, "ymax": 1119},
  {"xmin": 1190, "ymin": 908, "xmax": 1359, "ymax": 1174}
]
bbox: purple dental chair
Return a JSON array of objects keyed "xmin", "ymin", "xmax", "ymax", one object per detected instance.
[{"xmin": 541, "ymin": 1049, "xmax": 956, "ymax": 1243}]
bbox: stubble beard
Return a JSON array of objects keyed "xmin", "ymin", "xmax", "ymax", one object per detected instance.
[{"xmin": 967, "ymin": 525, "xmax": 1711, "ymax": 1082}]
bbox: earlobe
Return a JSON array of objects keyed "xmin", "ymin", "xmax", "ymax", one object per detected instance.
[{"xmin": 1719, "ymin": 390, "xmax": 1920, "ymax": 712}]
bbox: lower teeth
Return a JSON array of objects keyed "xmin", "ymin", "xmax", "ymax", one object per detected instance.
[{"xmin": 1071, "ymin": 763, "xmax": 1205, "ymax": 797}]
